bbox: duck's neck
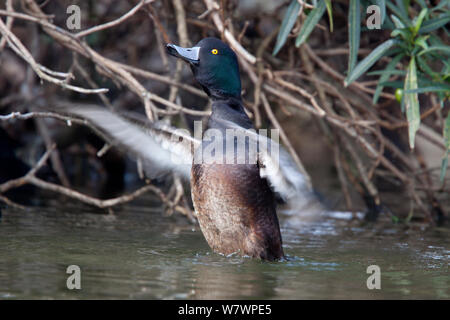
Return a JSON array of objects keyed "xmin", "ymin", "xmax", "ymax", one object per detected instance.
[{"xmin": 208, "ymin": 97, "xmax": 253, "ymax": 130}]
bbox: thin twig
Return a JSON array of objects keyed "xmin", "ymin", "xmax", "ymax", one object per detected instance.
[
  {"xmin": 75, "ymin": 0, "xmax": 154, "ymax": 38},
  {"xmin": 0, "ymin": 18, "xmax": 109, "ymax": 94},
  {"xmin": 0, "ymin": 0, "xmax": 14, "ymax": 50}
]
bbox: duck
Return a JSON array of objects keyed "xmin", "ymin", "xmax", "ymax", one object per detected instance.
[{"xmin": 58, "ymin": 37, "xmax": 314, "ymax": 261}]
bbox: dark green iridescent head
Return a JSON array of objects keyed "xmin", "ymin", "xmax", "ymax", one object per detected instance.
[{"xmin": 167, "ymin": 37, "xmax": 241, "ymax": 100}]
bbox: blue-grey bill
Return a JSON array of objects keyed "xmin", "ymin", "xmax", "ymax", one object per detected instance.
[{"xmin": 166, "ymin": 44, "xmax": 200, "ymax": 63}]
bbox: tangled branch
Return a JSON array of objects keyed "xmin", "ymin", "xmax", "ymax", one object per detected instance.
[{"xmin": 0, "ymin": 0, "xmax": 448, "ymax": 224}]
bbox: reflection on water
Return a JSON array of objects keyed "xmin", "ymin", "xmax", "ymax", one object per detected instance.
[{"xmin": 0, "ymin": 198, "xmax": 448, "ymax": 299}]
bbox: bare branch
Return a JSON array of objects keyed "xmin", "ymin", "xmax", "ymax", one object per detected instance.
[{"xmin": 75, "ymin": 0, "xmax": 155, "ymax": 38}]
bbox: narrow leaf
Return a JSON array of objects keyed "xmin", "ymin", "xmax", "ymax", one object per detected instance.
[
  {"xmin": 348, "ymin": 0, "xmax": 361, "ymax": 74},
  {"xmin": 368, "ymin": 69, "xmax": 406, "ymax": 76},
  {"xmin": 391, "ymin": 28, "xmax": 411, "ymax": 40},
  {"xmin": 273, "ymin": 0, "xmax": 302, "ymax": 56},
  {"xmin": 419, "ymin": 13, "xmax": 450, "ymax": 34},
  {"xmin": 404, "ymin": 84, "xmax": 450, "ymax": 94},
  {"xmin": 295, "ymin": 0, "xmax": 326, "ymax": 47},
  {"xmin": 391, "ymin": 14, "xmax": 405, "ymax": 29},
  {"xmin": 396, "ymin": 0, "xmax": 409, "ymax": 18},
  {"xmin": 404, "ymin": 56, "xmax": 421, "ymax": 149},
  {"xmin": 414, "ymin": 36, "xmax": 429, "ymax": 51},
  {"xmin": 416, "ymin": 55, "xmax": 439, "ymax": 78},
  {"xmin": 345, "ymin": 39, "xmax": 398, "ymax": 86},
  {"xmin": 372, "ymin": 53, "xmax": 404, "ymax": 104},
  {"xmin": 378, "ymin": 81, "xmax": 405, "ymax": 88},
  {"xmin": 325, "ymin": 0, "xmax": 333, "ymax": 32},
  {"xmin": 413, "ymin": 8, "xmax": 428, "ymax": 35},
  {"xmin": 419, "ymin": 45, "xmax": 450, "ymax": 56},
  {"xmin": 431, "ymin": 0, "xmax": 450, "ymax": 12},
  {"xmin": 386, "ymin": 1, "xmax": 411, "ymax": 27}
]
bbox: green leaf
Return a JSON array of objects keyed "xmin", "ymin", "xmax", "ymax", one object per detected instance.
[
  {"xmin": 391, "ymin": 214, "xmax": 400, "ymax": 224},
  {"xmin": 431, "ymin": 0, "xmax": 450, "ymax": 12},
  {"xmin": 345, "ymin": 39, "xmax": 399, "ymax": 86},
  {"xmin": 367, "ymin": 69, "xmax": 406, "ymax": 76},
  {"xmin": 325, "ymin": 0, "xmax": 333, "ymax": 32},
  {"xmin": 348, "ymin": 0, "xmax": 361, "ymax": 75},
  {"xmin": 443, "ymin": 59, "xmax": 450, "ymax": 75},
  {"xmin": 386, "ymin": 2, "xmax": 411, "ymax": 27},
  {"xmin": 390, "ymin": 14, "xmax": 405, "ymax": 29},
  {"xmin": 414, "ymin": 36, "xmax": 429, "ymax": 51},
  {"xmin": 372, "ymin": 53, "xmax": 405, "ymax": 104},
  {"xmin": 404, "ymin": 84, "xmax": 450, "ymax": 94},
  {"xmin": 413, "ymin": 8, "xmax": 428, "ymax": 35},
  {"xmin": 295, "ymin": 0, "xmax": 326, "ymax": 47},
  {"xmin": 419, "ymin": 13, "xmax": 450, "ymax": 34},
  {"xmin": 428, "ymin": 33, "xmax": 446, "ymax": 47},
  {"xmin": 396, "ymin": 0, "xmax": 409, "ymax": 18},
  {"xmin": 419, "ymin": 45, "xmax": 450, "ymax": 56},
  {"xmin": 440, "ymin": 113, "xmax": 450, "ymax": 182},
  {"xmin": 416, "ymin": 55, "xmax": 439, "ymax": 78},
  {"xmin": 383, "ymin": 14, "xmax": 396, "ymax": 30},
  {"xmin": 416, "ymin": 76, "xmax": 450, "ymax": 90},
  {"xmin": 390, "ymin": 28, "xmax": 411, "ymax": 40},
  {"xmin": 273, "ymin": 0, "xmax": 302, "ymax": 56},
  {"xmin": 378, "ymin": 80, "xmax": 405, "ymax": 88},
  {"xmin": 404, "ymin": 56, "xmax": 421, "ymax": 149}
]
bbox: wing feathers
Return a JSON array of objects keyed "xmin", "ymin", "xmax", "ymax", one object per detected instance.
[
  {"xmin": 210, "ymin": 118, "xmax": 312, "ymax": 202},
  {"xmin": 55, "ymin": 105, "xmax": 197, "ymax": 180},
  {"xmin": 48, "ymin": 104, "xmax": 317, "ymax": 209}
]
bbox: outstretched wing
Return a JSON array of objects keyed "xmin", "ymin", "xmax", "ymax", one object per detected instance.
[
  {"xmin": 51, "ymin": 104, "xmax": 199, "ymax": 180},
  {"xmin": 211, "ymin": 118, "xmax": 313, "ymax": 204},
  {"xmin": 45, "ymin": 104, "xmax": 319, "ymax": 211},
  {"xmin": 258, "ymin": 144, "xmax": 311, "ymax": 200}
]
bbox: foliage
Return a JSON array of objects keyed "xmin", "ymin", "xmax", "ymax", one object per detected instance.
[{"xmin": 273, "ymin": 0, "xmax": 450, "ymax": 180}]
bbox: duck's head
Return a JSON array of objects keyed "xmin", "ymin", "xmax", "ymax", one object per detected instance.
[{"xmin": 166, "ymin": 37, "xmax": 241, "ymax": 100}]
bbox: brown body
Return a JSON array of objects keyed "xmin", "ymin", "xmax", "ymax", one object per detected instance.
[{"xmin": 191, "ymin": 163, "xmax": 284, "ymax": 261}]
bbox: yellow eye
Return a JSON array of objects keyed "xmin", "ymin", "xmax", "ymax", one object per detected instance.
[{"xmin": 211, "ymin": 49, "xmax": 218, "ymax": 55}]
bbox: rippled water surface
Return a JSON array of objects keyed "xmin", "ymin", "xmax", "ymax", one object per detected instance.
[{"xmin": 0, "ymin": 199, "xmax": 448, "ymax": 299}]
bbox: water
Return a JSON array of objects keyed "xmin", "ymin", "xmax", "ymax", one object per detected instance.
[{"xmin": 0, "ymin": 199, "xmax": 448, "ymax": 299}]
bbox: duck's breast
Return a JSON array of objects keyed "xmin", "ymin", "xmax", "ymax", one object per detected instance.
[{"xmin": 191, "ymin": 162, "xmax": 284, "ymax": 260}]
